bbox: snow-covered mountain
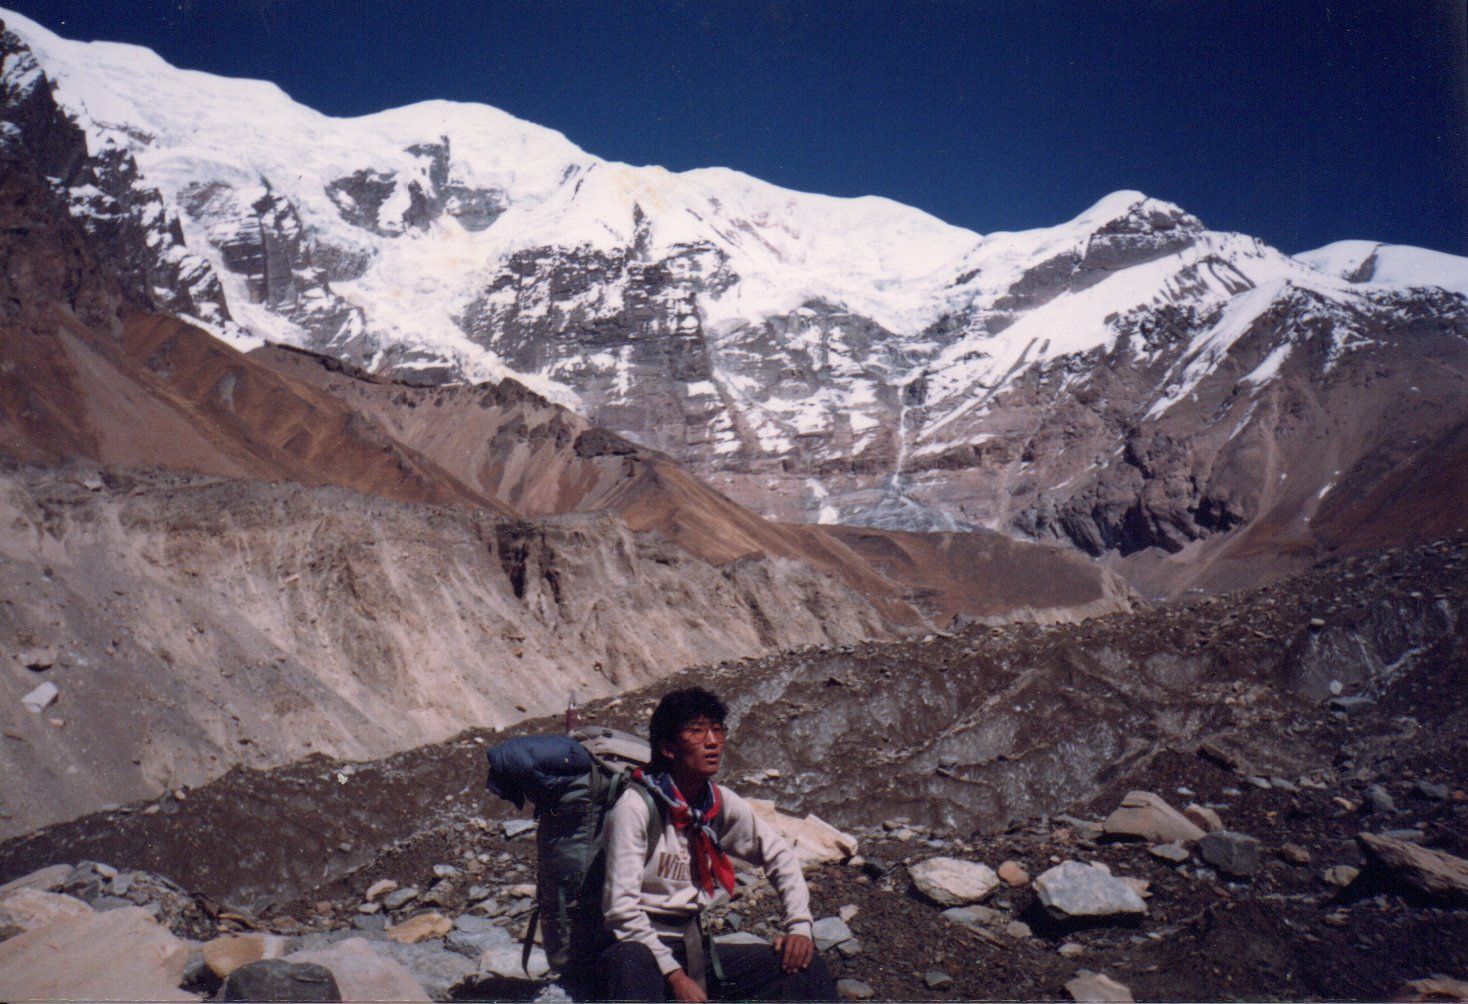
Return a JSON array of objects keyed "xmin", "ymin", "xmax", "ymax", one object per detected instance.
[{"xmin": 4, "ymin": 9, "xmax": 1466, "ymax": 578}]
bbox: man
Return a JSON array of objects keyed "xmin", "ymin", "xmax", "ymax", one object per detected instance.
[{"xmin": 597, "ymin": 687, "xmax": 837, "ymax": 1002}]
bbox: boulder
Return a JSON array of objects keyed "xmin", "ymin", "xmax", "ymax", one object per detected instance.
[
  {"xmin": 1066, "ymin": 970, "xmax": 1135, "ymax": 1003},
  {"xmin": 477, "ymin": 943, "xmax": 550, "ymax": 980},
  {"xmin": 386, "ymin": 912, "xmax": 453, "ymax": 944},
  {"xmin": 1183, "ymin": 804, "xmax": 1224, "ymax": 833},
  {"xmin": 1102, "ymin": 791, "xmax": 1206, "ymax": 845},
  {"xmin": 909, "ymin": 857, "xmax": 1000, "ymax": 906},
  {"xmin": 747, "ymin": 799, "xmax": 859, "ymax": 866},
  {"xmin": 837, "ymin": 978, "xmax": 875, "ymax": 1000},
  {"xmin": 1005, "ymin": 920, "xmax": 1032, "ymax": 939},
  {"xmin": 202, "ymin": 933, "xmax": 290, "ymax": 978},
  {"xmin": 1197, "ymin": 832, "xmax": 1262, "ymax": 877},
  {"xmin": 287, "ymin": 936, "xmax": 430, "ymax": 1002},
  {"xmin": 811, "ymin": 916, "xmax": 854, "ymax": 951},
  {"xmin": 997, "ymin": 860, "xmax": 1030, "ymax": 886},
  {"xmin": 0, "ymin": 863, "xmax": 73, "ymax": 898},
  {"xmin": 0, "ymin": 888, "xmax": 94, "ymax": 931},
  {"xmin": 0, "ymin": 904, "xmax": 194, "ymax": 1002},
  {"xmin": 1358, "ymin": 833, "xmax": 1468, "ymax": 902},
  {"xmin": 220, "ymin": 959, "xmax": 341, "ymax": 1002},
  {"xmin": 1033, "ymin": 862, "xmax": 1147, "ymax": 920}
]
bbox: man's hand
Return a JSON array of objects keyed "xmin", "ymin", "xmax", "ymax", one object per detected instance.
[
  {"xmin": 772, "ymin": 932, "xmax": 815, "ymax": 974},
  {"xmin": 667, "ymin": 968, "xmax": 708, "ymax": 1003}
]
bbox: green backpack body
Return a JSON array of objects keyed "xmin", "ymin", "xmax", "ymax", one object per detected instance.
[{"xmin": 530, "ymin": 753, "xmax": 660, "ymax": 977}]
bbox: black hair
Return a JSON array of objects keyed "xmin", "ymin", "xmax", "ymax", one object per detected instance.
[{"xmin": 647, "ymin": 686, "xmax": 727, "ymax": 772}]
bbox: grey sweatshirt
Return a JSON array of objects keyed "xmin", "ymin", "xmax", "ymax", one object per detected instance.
[{"xmin": 602, "ymin": 783, "xmax": 815, "ymax": 975}]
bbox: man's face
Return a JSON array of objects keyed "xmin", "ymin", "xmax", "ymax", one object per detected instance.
[{"xmin": 662, "ymin": 716, "xmax": 727, "ymax": 781}]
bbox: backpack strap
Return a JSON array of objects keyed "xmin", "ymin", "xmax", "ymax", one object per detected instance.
[{"xmin": 634, "ymin": 784, "xmax": 661, "ymax": 865}]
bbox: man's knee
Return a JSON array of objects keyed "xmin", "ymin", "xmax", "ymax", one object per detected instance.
[
  {"xmin": 786, "ymin": 952, "xmax": 837, "ymax": 1001},
  {"xmin": 596, "ymin": 940, "xmax": 664, "ymax": 1001}
]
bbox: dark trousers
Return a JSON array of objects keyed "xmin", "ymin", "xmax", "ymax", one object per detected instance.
[{"xmin": 595, "ymin": 938, "xmax": 838, "ymax": 1002}]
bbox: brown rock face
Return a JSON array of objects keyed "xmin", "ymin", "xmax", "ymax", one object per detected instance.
[{"xmin": 1359, "ymin": 833, "xmax": 1468, "ymax": 903}]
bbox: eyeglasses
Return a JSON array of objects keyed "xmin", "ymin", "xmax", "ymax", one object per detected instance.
[{"xmin": 680, "ymin": 721, "xmax": 728, "ymax": 742}]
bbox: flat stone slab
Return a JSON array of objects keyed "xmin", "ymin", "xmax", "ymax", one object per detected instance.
[
  {"xmin": 909, "ymin": 857, "xmax": 1000, "ymax": 906},
  {"xmin": 0, "ymin": 904, "xmax": 194, "ymax": 1002},
  {"xmin": 1034, "ymin": 861, "xmax": 1147, "ymax": 920}
]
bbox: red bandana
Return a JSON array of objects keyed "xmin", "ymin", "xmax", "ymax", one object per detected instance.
[{"xmin": 638, "ymin": 770, "xmax": 737, "ymax": 896}]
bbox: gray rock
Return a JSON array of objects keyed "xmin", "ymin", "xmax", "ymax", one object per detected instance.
[
  {"xmin": 714, "ymin": 932, "xmax": 770, "ymax": 946},
  {"xmin": 1323, "ymin": 865, "xmax": 1360, "ymax": 887},
  {"xmin": 1415, "ymin": 781, "xmax": 1450, "ymax": 801},
  {"xmin": 1379, "ymin": 828, "xmax": 1427, "ymax": 843},
  {"xmin": 924, "ymin": 970, "xmax": 954, "ymax": 990},
  {"xmin": 502, "ymin": 819, "xmax": 538, "ymax": 838},
  {"xmin": 446, "ymin": 917, "xmax": 511, "ymax": 958},
  {"xmin": 812, "ymin": 916, "xmax": 854, "ymax": 951},
  {"xmin": 1365, "ymin": 785, "xmax": 1397, "ymax": 814},
  {"xmin": 1197, "ymin": 832, "xmax": 1262, "ymax": 878},
  {"xmin": 837, "ymin": 978, "xmax": 875, "ymax": 1000},
  {"xmin": 289, "ymin": 929, "xmax": 362, "ymax": 953},
  {"xmin": 20, "ymin": 681, "xmax": 59, "ymax": 714},
  {"xmin": 422, "ymin": 880, "xmax": 455, "ymax": 906},
  {"xmin": 836, "ymin": 939, "xmax": 862, "ymax": 958},
  {"xmin": 941, "ymin": 904, "xmax": 1002, "ymax": 928},
  {"xmin": 220, "ymin": 959, "xmax": 342, "ymax": 1002},
  {"xmin": 383, "ymin": 887, "xmax": 420, "ymax": 910},
  {"xmin": 1329, "ymin": 695, "xmax": 1375, "ymax": 714},
  {"xmin": 432, "ymin": 864, "xmax": 461, "ymax": 879},
  {"xmin": 1034, "ymin": 862, "xmax": 1147, "ymax": 920},
  {"xmin": 465, "ymin": 885, "xmax": 491, "ymax": 903},
  {"xmin": 377, "ymin": 939, "xmax": 475, "ymax": 999},
  {"xmin": 352, "ymin": 913, "xmax": 388, "ymax": 933}
]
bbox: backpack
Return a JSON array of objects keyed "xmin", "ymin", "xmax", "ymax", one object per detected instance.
[{"xmin": 484, "ymin": 726, "xmax": 662, "ymax": 980}]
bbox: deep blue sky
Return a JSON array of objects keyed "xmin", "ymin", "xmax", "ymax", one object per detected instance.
[{"xmin": 8, "ymin": 1, "xmax": 1467, "ymax": 254}]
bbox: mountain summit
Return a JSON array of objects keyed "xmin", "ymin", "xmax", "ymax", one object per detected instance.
[{"xmin": 4, "ymin": 9, "xmax": 1466, "ymax": 589}]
